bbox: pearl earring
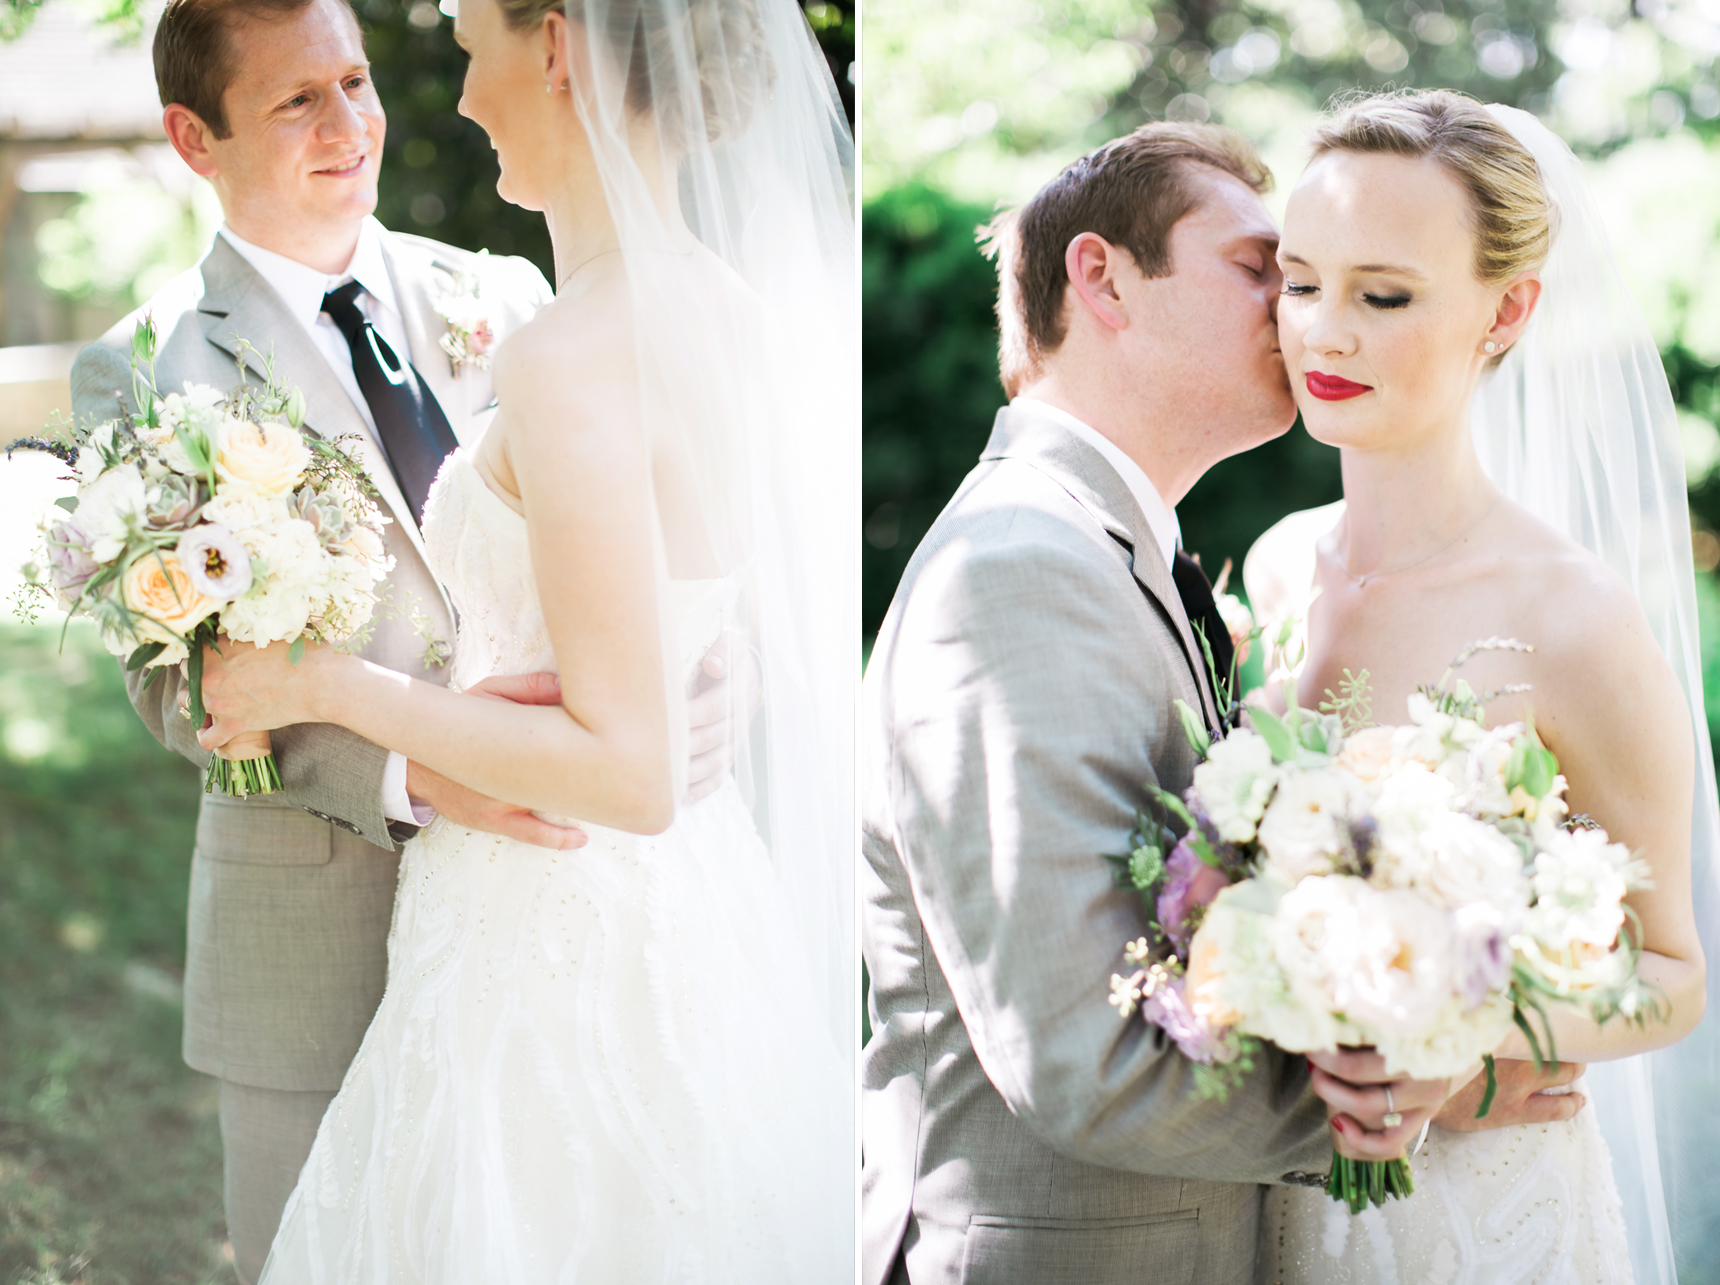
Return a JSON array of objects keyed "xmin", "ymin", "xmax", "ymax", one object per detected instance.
[{"xmin": 1483, "ymin": 341, "xmax": 1499, "ymax": 353}]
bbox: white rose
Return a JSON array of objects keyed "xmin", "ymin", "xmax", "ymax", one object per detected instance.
[
  {"xmin": 1376, "ymin": 993, "xmax": 1515, "ymax": 1080},
  {"xmin": 222, "ymin": 519, "xmax": 330, "ymax": 645},
  {"xmin": 203, "ymin": 487, "xmax": 290, "ymax": 533},
  {"xmin": 216, "ymin": 418, "xmax": 311, "ymax": 496},
  {"xmin": 1257, "ymin": 766, "xmax": 1362, "ymax": 884},
  {"xmin": 1330, "ymin": 886, "xmax": 1457, "ymax": 1040},
  {"xmin": 1338, "ymin": 725, "xmax": 1398, "ymax": 782},
  {"xmin": 75, "ymin": 464, "xmax": 148, "ymax": 562},
  {"xmin": 1369, "ymin": 763, "xmax": 1458, "ymax": 886},
  {"xmin": 1269, "ymin": 874, "xmax": 1363, "ymax": 1013},
  {"xmin": 1379, "ymin": 809, "xmax": 1528, "ymax": 915},
  {"xmin": 1193, "ymin": 728, "xmax": 1280, "ymax": 844}
]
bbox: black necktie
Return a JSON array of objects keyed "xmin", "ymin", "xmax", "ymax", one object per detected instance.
[
  {"xmin": 321, "ymin": 280, "xmax": 458, "ymax": 524},
  {"xmin": 1172, "ymin": 549, "xmax": 1235, "ymax": 697}
]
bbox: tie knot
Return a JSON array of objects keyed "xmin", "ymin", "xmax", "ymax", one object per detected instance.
[{"xmin": 321, "ymin": 280, "xmax": 367, "ymax": 338}]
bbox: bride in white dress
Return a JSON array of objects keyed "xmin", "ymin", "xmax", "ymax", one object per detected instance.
[
  {"xmin": 195, "ymin": 0, "xmax": 857, "ymax": 1278},
  {"xmin": 1244, "ymin": 92, "xmax": 1718, "ymax": 1283}
]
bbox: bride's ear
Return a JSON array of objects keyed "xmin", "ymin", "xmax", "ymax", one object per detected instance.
[
  {"xmin": 1483, "ymin": 274, "xmax": 1542, "ymax": 354},
  {"xmin": 539, "ymin": 9, "xmax": 570, "ymax": 92}
]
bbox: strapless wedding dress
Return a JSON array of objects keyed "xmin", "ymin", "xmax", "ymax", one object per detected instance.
[
  {"xmin": 1259, "ymin": 1088, "xmax": 1634, "ymax": 1282},
  {"xmin": 259, "ymin": 452, "xmax": 848, "ymax": 1283}
]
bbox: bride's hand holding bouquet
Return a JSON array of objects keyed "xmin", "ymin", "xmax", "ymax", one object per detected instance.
[
  {"xmin": 11, "ymin": 317, "xmax": 394, "ymax": 797},
  {"xmin": 1104, "ymin": 636, "xmax": 1666, "ymax": 1212}
]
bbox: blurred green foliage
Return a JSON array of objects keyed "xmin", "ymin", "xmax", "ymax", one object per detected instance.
[{"xmin": 0, "ymin": 622, "xmax": 228, "ymax": 1282}]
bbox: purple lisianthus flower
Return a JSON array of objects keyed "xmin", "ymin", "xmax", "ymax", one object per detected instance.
[
  {"xmin": 1157, "ymin": 837, "xmax": 1230, "ymax": 953},
  {"xmin": 1141, "ymin": 975, "xmax": 1224, "ymax": 1063},
  {"xmin": 1454, "ymin": 912, "xmax": 1513, "ymax": 1010},
  {"xmin": 45, "ymin": 516, "xmax": 99, "ymax": 601},
  {"xmin": 176, "ymin": 522, "xmax": 253, "ymax": 601}
]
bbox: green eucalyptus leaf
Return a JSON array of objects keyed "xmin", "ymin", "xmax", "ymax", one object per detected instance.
[
  {"xmin": 287, "ymin": 635, "xmax": 307, "ymax": 666},
  {"xmin": 1246, "ymin": 706, "xmax": 1300, "ymax": 763},
  {"xmin": 54, "ymin": 495, "xmax": 77, "ymax": 512}
]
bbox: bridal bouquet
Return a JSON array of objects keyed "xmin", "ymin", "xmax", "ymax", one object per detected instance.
[
  {"xmin": 10, "ymin": 317, "xmax": 393, "ymax": 797},
  {"xmin": 1106, "ymin": 642, "xmax": 1663, "ymax": 1212}
]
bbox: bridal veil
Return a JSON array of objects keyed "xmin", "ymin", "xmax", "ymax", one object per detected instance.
[
  {"xmin": 559, "ymin": 0, "xmax": 857, "ymax": 1262},
  {"xmin": 1474, "ymin": 104, "xmax": 1720, "ymax": 1283}
]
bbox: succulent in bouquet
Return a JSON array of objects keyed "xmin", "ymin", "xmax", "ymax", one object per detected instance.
[
  {"xmin": 1105, "ymin": 627, "xmax": 1666, "ymax": 1214},
  {"xmin": 9, "ymin": 317, "xmax": 394, "ymax": 797}
]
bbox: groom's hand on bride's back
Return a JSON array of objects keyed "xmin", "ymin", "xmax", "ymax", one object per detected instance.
[
  {"xmin": 1307, "ymin": 1048, "xmax": 1454, "ymax": 1163},
  {"xmin": 683, "ymin": 635, "xmax": 761, "ymax": 804},
  {"xmin": 1433, "ymin": 1057, "xmax": 1587, "ymax": 1133},
  {"xmin": 405, "ymin": 673, "xmax": 588, "ymax": 851}
]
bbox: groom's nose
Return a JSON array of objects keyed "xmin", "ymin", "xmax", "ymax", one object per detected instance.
[{"xmin": 316, "ymin": 87, "xmax": 373, "ymax": 146}]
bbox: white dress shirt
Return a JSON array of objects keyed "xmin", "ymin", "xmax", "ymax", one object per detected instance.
[
  {"xmin": 220, "ymin": 219, "xmax": 431, "ymax": 828},
  {"xmin": 1011, "ymin": 397, "xmax": 1182, "ymax": 572}
]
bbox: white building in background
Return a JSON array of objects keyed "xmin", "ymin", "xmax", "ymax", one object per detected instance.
[{"xmin": 0, "ymin": 0, "xmax": 214, "ymax": 442}]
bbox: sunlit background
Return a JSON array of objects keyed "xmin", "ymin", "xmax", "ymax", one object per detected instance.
[
  {"xmin": 0, "ymin": 0, "xmax": 852, "ymax": 1278},
  {"xmin": 862, "ymin": 0, "xmax": 1720, "ymax": 702},
  {"xmin": 861, "ymin": 2, "xmax": 1720, "ymax": 1269}
]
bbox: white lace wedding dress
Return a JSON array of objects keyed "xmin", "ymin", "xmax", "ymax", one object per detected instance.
[
  {"xmin": 1249, "ymin": 506, "xmax": 1635, "ymax": 1285},
  {"xmin": 1259, "ymin": 1092, "xmax": 1634, "ymax": 1283},
  {"xmin": 259, "ymin": 451, "xmax": 848, "ymax": 1283}
]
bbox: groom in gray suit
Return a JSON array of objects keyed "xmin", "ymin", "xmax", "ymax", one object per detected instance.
[
  {"xmin": 68, "ymin": 0, "xmax": 732, "ymax": 1276},
  {"xmin": 862, "ymin": 124, "xmax": 1464, "ymax": 1285}
]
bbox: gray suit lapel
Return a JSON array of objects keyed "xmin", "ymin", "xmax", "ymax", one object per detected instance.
[
  {"xmin": 982, "ymin": 404, "xmax": 1220, "ymax": 728},
  {"xmin": 378, "ymin": 231, "xmax": 470, "ymax": 438},
  {"xmin": 193, "ymin": 237, "xmax": 447, "ymax": 610}
]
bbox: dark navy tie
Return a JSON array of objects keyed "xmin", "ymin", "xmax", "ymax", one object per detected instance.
[
  {"xmin": 321, "ymin": 280, "xmax": 458, "ymax": 524},
  {"xmin": 1172, "ymin": 549, "xmax": 1235, "ymax": 695}
]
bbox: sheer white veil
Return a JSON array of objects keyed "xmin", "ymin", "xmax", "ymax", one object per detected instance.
[
  {"xmin": 558, "ymin": 0, "xmax": 856, "ymax": 1271},
  {"xmin": 1474, "ymin": 104, "xmax": 1720, "ymax": 1283}
]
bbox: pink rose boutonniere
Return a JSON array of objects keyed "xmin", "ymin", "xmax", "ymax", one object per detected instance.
[{"xmin": 433, "ymin": 254, "xmax": 495, "ymax": 378}]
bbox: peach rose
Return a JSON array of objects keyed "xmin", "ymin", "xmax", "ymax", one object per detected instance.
[
  {"xmin": 122, "ymin": 549, "xmax": 217, "ymax": 643},
  {"xmin": 1338, "ymin": 724, "xmax": 1398, "ymax": 782},
  {"xmin": 216, "ymin": 418, "xmax": 311, "ymax": 496}
]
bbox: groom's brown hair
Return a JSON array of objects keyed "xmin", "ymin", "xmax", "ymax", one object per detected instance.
[
  {"xmin": 154, "ymin": 0, "xmax": 357, "ymax": 139},
  {"xmin": 981, "ymin": 123, "xmax": 1271, "ymax": 397}
]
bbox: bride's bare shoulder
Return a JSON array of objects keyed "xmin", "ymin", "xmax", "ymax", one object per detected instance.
[{"xmin": 1241, "ymin": 500, "xmax": 1345, "ymax": 621}]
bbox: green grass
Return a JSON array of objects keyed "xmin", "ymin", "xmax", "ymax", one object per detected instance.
[{"xmin": 0, "ymin": 621, "xmax": 233, "ymax": 1284}]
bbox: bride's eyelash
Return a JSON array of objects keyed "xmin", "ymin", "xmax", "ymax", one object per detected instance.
[
  {"xmin": 1365, "ymin": 293, "xmax": 1412, "ymax": 310},
  {"xmin": 1281, "ymin": 284, "xmax": 1316, "ymax": 296}
]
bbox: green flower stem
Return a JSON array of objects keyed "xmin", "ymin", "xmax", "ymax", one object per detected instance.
[
  {"xmin": 204, "ymin": 751, "xmax": 283, "ymax": 799},
  {"xmin": 1325, "ymin": 1151, "xmax": 1415, "ymax": 1215}
]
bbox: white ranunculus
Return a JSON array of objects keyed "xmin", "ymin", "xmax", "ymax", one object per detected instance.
[
  {"xmin": 1329, "ymin": 886, "xmax": 1457, "ymax": 1040},
  {"xmin": 1256, "ymin": 766, "xmax": 1362, "ymax": 884},
  {"xmin": 1523, "ymin": 827, "xmax": 1634, "ymax": 954},
  {"xmin": 1193, "ymin": 728, "xmax": 1280, "ymax": 843},
  {"xmin": 1376, "ymin": 993, "xmax": 1515, "ymax": 1080},
  {"xmin": 75, "ymin": 464, "xmax": 148, "ymax": 563}
]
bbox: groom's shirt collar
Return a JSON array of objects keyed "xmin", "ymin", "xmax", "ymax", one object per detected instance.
[
  {"xmin": 1011, "ymin": 396, "xmax": 1182, "ymax": 572},
  {"xmin": 218, "ymin": 216, "xmax": 403, "ymax": 338},
  {"xmin": 217, "ymin": 217, "xmax": 409, "ymax": 440}
]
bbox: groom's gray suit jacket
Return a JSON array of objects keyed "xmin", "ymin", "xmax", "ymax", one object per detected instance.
[
  {"xmin": 71, "ymin": 230, "xmax": 550, "ymax": 1093},
  {"xmin": 862, "ymin": 403, "xmax": 1330, "ymax": 1285}
]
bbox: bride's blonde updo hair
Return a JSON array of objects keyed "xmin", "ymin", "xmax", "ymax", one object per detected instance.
[
  {"xmin": 1310, "ymin": 89, "xmax": 1551, "ymax": 288},
  {"xmin": 494, "ymin": 0, "xmax": 774, "ymax": 146}
]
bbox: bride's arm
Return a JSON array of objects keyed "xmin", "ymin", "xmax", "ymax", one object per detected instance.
[
  {"xmin": 1493, "ymin": 565, "xmax": 1706, "ymax": 1061},
  {"xmin": 199, "ymin": 313, "xmax": 676, "ymax": 835}
]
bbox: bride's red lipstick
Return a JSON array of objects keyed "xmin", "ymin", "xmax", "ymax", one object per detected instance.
[{"xmin": 1305, "ymin": 371, "xmax": 1373, "ymax": 401}]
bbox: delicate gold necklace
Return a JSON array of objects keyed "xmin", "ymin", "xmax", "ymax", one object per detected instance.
[
  {"xmin": 556, "ymin": 247, "xmax": 622, "ymax": 291},
  {"xmin": 1340, "ymin": 494, "xmax": 1501, "ymax": 588}
]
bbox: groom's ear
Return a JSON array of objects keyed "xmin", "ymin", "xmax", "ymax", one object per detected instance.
[
  {"xmin": 163, "ymin": 102, "xmax": 222, "ymax": 179},
  {"xmin": 1064, "ymin": 232, "xmax": 1130, "ymax": 333},
  {"xmin": 1485, "ymin": 273, "xmax": 1542, "ymax": 351}
]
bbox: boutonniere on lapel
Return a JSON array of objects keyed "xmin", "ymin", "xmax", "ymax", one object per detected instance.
[{"xmin": 432, "ymin": 253, "xmax": 495, "ymax": 378}]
